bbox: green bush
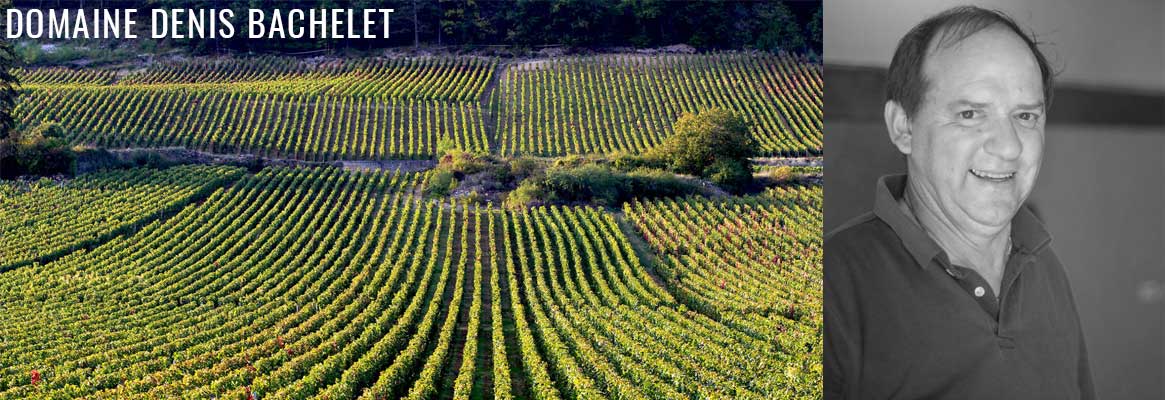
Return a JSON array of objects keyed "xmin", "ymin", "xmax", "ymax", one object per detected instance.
[
  {"xmin": 0, "ymin": 121, "xmax": 76, "ymax": 178},
  {"xmin": 552, "ymin": 154, "xmax": 588, "ymax": 170},
  {"xmin": 25, "ymin": 121, "xmax": 66, "ymax": 139},
  {"xmin": 706, "ymin": 159, "xmax": 753, "ymax": 193},
  {"xmin": 626, "ymin": 168, "xmax": 701, "ymax": 198},
  {"xmin": 610, "ymin": 151, "xmax": 663, "ymax": 172},
  {"xmin": 422, "ymin": 169, "xmax": 458, "ymax": 198},
  {"xmin": 463, "ymin": 190, "xmax": 485, "ymax": 205},
  {"xmin": 510, "ymin": 157, "xmax": 545, "ymax": 181},
  {"xmin": 130, "ymin": 152, "xmax": 172, "ymax": 169},
  {"xmin": 541, "ymin": 164, "xmax": 622, "ymax": 206},
  {"xmin": 507, "ymin": 164, "xmax": 700, "ymax": 209},
  {"xmin": 646, "ymin": 108, "xmax": 757, "ymax": 193},
  {"xmin": 504, "ymin": 179, "xmax": 548, "ymax": 209}
]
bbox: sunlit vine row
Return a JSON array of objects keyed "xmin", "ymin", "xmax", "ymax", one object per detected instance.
[
  {"xmin": 0, "ymin": 165, "xmax": 243, "ymax": 272},
  {"xmin": 0, "ymin": 165, "xmax": 820, "ymax": 398},
  {"xmin": 17, "ymin": 56, "xmax": 495, "ymax": 102},
  {"xmin": 496, "ymin": 52, "xmax": 822, "ymax": 157},
  {"xmin": 12, "ymin": 67, "xmax": 116, "ymax": 86},
  {"xmin": 624, "ymin": 184, "xmax": 823, "ymax": 344},
  {"xmin": 499, "ymin": 205, "xmax": 821, "ymax": 399},
  {"xmin": 15, "ymin": 87, "xmax": 489, "ymax": 160}
]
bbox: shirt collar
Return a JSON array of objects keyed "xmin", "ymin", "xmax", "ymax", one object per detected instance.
[{"xmin": 872, "ymin": 174, "xmax": 1053, "ymax": 269}]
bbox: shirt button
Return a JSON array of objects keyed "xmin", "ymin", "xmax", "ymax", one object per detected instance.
[{"xmin": 974, "ymin": 286, "xmax": 986, "ymax": 297}]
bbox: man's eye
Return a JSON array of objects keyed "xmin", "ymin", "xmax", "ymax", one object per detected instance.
[
  {"xmin": 958, "ymin": 110, "xmax": 978, "ymax": 119},
  {"xmin": 1017, "ymin": 112, "xmax": 1039, "ymax": 121}
]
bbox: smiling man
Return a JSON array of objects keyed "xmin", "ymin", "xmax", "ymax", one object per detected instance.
[{"xmin": 824, "ymin": 6, "xmax": 1095, "ymax": 400}]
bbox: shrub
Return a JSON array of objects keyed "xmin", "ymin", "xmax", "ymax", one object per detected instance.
[
  {"xmin": 504, "ymin": 180, "xmax": 548, "ymax": 209},
  {"xmin": 706, "ymin": 159, "xmax": 753, "ymax": 193},
  {"xmin": 422, "ymin": 169, "xmax": 458, "ymax": 198},
  {"xmin": 0, "ymin": 121, "xmax": 76, "ymax": 178},
  {"xmin": 463, "ymin": 190, "xmax": 485, "ymax": 205},
  {"xmin": 552, "ymin": 154, "xmax": 588, "ymax": 169},
  {"xmin": 130, "ymin": 152, "xmax": 171, "ymax": 169},
  {"xmin": 646, "ymin": 108, "xmax": 756, "ymax": 192},
  {"xmin": 507, "ymin": 164, "xmax": 700, "ymax": 209},
  {"xmin": 509, "ymin": 157, "xmax": 544, "ymax": 181},
  {"xmin": 626, "ymin": 168, "xmax": 700, "ymax": 198},
  {"xmin": 610, "ymin": 151, "xmax": 663, "ymax": 172}
]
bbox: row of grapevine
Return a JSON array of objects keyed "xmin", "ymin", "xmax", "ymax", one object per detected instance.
[
  {"xmin": 0, "ymin": 165, "xmax": 244, "ymax": 271},
  {"xmin": 0, "ymin": 167, "xmax": 433, "ymax": 398},
  {"xmin": 15, "ymin": 52, "xmax": 824, "ymax": 160},
  {"xmin": 12, "ymin": 67, "xmax": 117, "ymax": 86},
  {"xmin": 15, "ymin": 87, "xmax": 489, "ymax": 161},
  {"xmin": 499, "ymin": 205, "xmax": 820, "ymax": 399},
  {"xmin": 624, "ymin": 184, "xmax": 822, "ymax": 344},
  {"xmin": 17, "ymin": 56, "xmax": 496, "ymax": 102},
  {"xmin": 0, "ymin": 164, "xmax": 822, "ymax": 398},
  {"xmin": 496, "ymin": 52, "xmax": 822, "ymax": 157}
]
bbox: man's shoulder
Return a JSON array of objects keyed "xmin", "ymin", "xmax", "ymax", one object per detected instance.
[
  {"xmin": 824, "ymin": 211, "xmax": 910, "ymax": 271},
  {"xmin": 825, "ymin": 211, "xmax": 890, "ymax": 249}
]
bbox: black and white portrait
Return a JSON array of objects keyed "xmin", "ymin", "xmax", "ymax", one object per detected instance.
[{"xmin": 823, "ymin": 1, "xmax": 1163, "ymax": 399}]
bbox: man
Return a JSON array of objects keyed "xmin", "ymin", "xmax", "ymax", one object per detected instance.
[{"xmin": 824, "ymin": 6, "xmax": 1095, "ymax": 399}]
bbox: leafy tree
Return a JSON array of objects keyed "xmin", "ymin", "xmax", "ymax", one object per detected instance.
[
  {"xmin": 647, "ymin": 108, "xmax": 757, "ymax": 192},
  {"xmin": 809, "ymin": 5, "xmax": 823, "ymax": 54},
  {"xmin": 0, "ymin": 122, "xmax": 76, "ymax": 178},
  {"xmin": 0, "ymin": 0, "xmax": 20, "ymax": 140},
  {"xmin": 755, "ymin": 1, "xmax": 805, "ymax": 52}
]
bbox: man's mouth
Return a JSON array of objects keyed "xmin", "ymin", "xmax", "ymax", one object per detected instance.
[{"xmin": 970, "ymin": 168, "xmax": 1015, "ymax": 182}]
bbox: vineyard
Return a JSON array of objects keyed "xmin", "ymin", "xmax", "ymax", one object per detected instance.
[
  {"xmin": 1, "ymin": 50, "xmax": 824, "ymax": 399},
  {"xmin": 0, "ymin": 167, "xmax": 822, "ymax": 399},
  {"xmin": 12, "ymin": 52, "xmax": 821, "ymax": 159},
  {"xmin": 495, "ymin": 53, "xmax": 822, "ymax": 157},
  {"xmin": 14, "ymin": 57, "xmax": 496, "ymax": 160},
  {"xmin": 0, "ymin": 165, "xmax": 244, "ymax": 272},
  {"xmin": 625, "ymin": 185, "xmax": 822, "ymax": 340}
]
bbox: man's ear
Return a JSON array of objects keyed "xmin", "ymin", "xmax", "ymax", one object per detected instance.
[{"xmin": 884, "ymin": 100, "xmax": 913, "ymax": 155}]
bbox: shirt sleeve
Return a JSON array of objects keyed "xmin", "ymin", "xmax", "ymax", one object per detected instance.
[{"xmin": 824, "ymin": 238, "xmax": 861, "ymax": 400}]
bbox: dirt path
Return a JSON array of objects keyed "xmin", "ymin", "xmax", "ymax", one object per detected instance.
[
  {"xmin": 480, "ymin": 62, "xmax": 505, "ymax": 154},
  {"xmin": 81, "ymin": 147, "xmax": 438, "ymax": 174},
  {"xmin": 752, "ymin": 156, "xmax": 823, "ymax": 168},
  {"xmin": 494, "ymin": 219, "xmax": 532, "ymax": 399},
  {"xmin": 338, "ymin": 160, "xmax": 436, "ymax": 172},
  {"xmin": 611, "ymin": 212, "xmax": 670, "ymax": 290},
  {"xmin": 438, "ymin": 211, "xmax": 476, "ymax": 399}
]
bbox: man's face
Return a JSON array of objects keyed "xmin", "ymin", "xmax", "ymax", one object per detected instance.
[{"xmin": 906, "ymin": 26, "xmax": 1046, "ymax": 235}]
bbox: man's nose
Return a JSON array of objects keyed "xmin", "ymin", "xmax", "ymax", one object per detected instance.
[{"xmin": 984, "ymin": 117, "xmax": 1023, "ymax": 160}]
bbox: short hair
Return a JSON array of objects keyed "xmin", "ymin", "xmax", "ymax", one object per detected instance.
[{"xmin": 885, "ymin": 6, "xmax": 1055, "ymax": 119}]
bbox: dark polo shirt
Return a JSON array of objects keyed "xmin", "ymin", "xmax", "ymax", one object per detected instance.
[{"xmin": 824, "ymin": 175, "xmax": 1095, "ymax": 400}]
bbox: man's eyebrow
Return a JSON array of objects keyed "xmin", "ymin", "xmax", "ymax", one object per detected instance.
[
  {"xmin": 1015, "ymin": 101, "xmax": 1045, "ymax": 110},
  {"xmin": 947, "ymin": 99, "xmax": 990, "ymax": 108},
  {"xmin": 945, "ymin": 100, "xmax": 1046, "ymax": 110}
]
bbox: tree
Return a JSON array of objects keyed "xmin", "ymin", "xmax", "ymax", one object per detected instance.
[
  {"xmin": 647, "ymin": 108, "xmax": 757, "ymax": 192},
  {"xmin": 0, "ymin": 121, "xmax": 76, "ymax": 178},
  {"xmin": 809, "ymin": 5, "xmax": 823, "ymax": 54},
  {"xmin": 0, "ymin": 0, "xmax": 21, "ymax": 140},
  {"xmin": 754, "ymin": 1, "xmax": 805, "ymax": 53}
]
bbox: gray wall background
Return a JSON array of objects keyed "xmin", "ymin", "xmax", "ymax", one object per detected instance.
[{"xmin": 824, "ymin": 1, "xmax": 1164, "ymax": 399}]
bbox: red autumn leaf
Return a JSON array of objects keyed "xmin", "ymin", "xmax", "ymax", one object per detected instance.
[{"xmin": 30, "ymin": 369, "xmax": 40, "ymax": 386}]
